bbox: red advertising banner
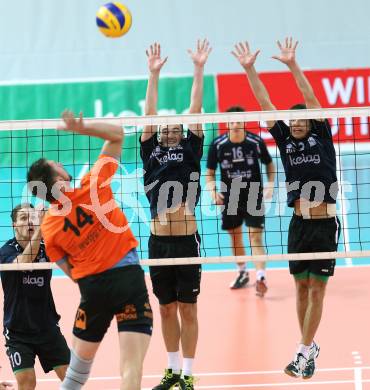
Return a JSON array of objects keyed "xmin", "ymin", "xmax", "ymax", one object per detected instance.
[{"xmin": 216, "ymin": 68, "xmax": 370, "ymax": 143}]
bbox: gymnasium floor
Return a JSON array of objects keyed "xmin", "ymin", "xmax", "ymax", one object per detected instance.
[{"xmin": 0, "ymin": 266, "xmax": 369, "ymax": 389}]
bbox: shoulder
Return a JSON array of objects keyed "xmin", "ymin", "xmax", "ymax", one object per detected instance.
[
  {"xmin": 0, "ymin": 239, "xmax": 18, "ymax": 263},
  {"xmin": 212, "ymin": 134, "xmax": 229, "ymax": 148}
]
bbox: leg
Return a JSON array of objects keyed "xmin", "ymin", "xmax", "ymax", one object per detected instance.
[
  {"xmin": 227, "ymin": 225, "xmax": 246, "ymax": 262},
  {"xmin": 294, "ymin": 276, "xmax": 310, "ymax": 334},
  {"xmin": 248, "ymin": 226, "xmax": 268, "ymax": 296},
  {"xmin": 119, "ymin": 332, "xmax": 151, "ymax": 390},
  {"xmin": 178, "ymin": 302, "xmax": 198, "ymax": 358},
  {"xmin": 227, "ymin": 225, "xmax": 250, "ymax": 289},
  {"xmin": 54, "ymin": 365, "xmax": 68, "ymax": 381},
  {"xmin": 301, "ymin": 276, "xmax": 328, "ymax": 346},
  {"xmin": 14, "ymin": 370, "xmax": 36, "ymax": 390},
  {"xmin": 160, "ymin": 301, "xmax": 181, "ymax": 352},
  {"xmin": 248, "ymin": 227, "xmax": 265, "ymax": 271},
  {"xmin": 60, "ymin": 336, "xmax": 100, "ymax": 390}
]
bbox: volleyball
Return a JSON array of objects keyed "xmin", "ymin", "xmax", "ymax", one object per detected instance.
[{"xmin": 96, "ymin": 2, "xmax": 132, "ymax": 38}]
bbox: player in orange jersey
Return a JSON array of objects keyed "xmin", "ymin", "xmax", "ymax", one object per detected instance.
[{"xmin": 27, "ymin": 111, "xmax": 153, "ymax": 390}]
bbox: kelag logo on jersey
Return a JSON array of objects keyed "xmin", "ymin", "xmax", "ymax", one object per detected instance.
[
  {"xmin": 23, "ymin": 275, "xmax": 44, "ymax": 287},
  {"xmin": 151, "ymin": 146, "xmax": 184, "ymax": 166}
]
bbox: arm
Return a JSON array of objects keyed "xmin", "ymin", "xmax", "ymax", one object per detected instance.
[
  {"xmin": 264, "ymin": 161, "xmax": 275, "ymax": 200},
  {"xmin": 232, "ymin": 41, "xmax": 276, "ymax": 129},
  {"xmin": 206, "ymin": 168, "xmax": 224, "ymax": 205},
  {"xmin": 272, "ymin": 37, "xmax": 321, "ymax": 110},
  {"xmin": 188, "ymin": 39, "xmax": 212, "ymax": 137},
  {"xmin": 58, "ymin": 111, "xmax": 124, "ymax": 159},
  {"xmin": 142, "ymin": 43, "xmax": 168, "ymax": 142},
  {"xmin": 56, "ymin": 257, "xmax": 75, "ymax": 282}
]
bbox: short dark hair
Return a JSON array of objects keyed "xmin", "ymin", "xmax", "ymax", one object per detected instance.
[
  {"xmin": 226, "ymin": 106, "xmax": 245, "ymax": 113},
  {"xmin": 289, "ymin": 103, "xmax": 314, "ymax": 132},
  {"xmin": 11, "ymin": 203, "xmax": 34, "ymax": 223},
  {"xmin": 27, "ymin": 158, "xmax": 56, "ymax": 203},
  {"xmin": 290, "ymin": 103, "xmax": 307, "ymax": 110}
]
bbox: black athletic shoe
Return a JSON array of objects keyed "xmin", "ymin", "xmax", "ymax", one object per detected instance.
[
  {"xmin": 284, "ymin": 353, "xmax": 307, "ymax": 378},
  {"xmin": 152, "ymin": 369, "xmax": 181, "ymax": 389},
  {"xmin": 178, "ymin": 375, "xmax": 195, "ymax": 389},
  {"xmin": 230, "ymin": 270, "xmax": 249, "ymax": 289},
  {"xmin": 302, "ymin": 342, "xmax": 320, "ymax": 380}
]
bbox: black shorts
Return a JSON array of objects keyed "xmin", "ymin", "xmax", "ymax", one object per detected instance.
[
  {"xmin": 74, "ymin": 265, "xmax": 153, "ymax": 343},
  {"xmin": 4, "ymin": 326, "xmax": 70, "ymax": 374},
  {"xmin": 288, "ymin": 214, "xmax": 341, "ymax": 277},
  {"xmin": 222, "ymin": 190, "xmax": 265, "ymax": 230},
  {"xmin": 149, "ymin": 233, "xmax": 202, "ymax": 305},
  {"xmin": 221, "ymin": 209, "xmax": 265, "ymax": 230}
]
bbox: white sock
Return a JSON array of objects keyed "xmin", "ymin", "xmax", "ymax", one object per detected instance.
[
  {"xmin": 256, "ymin": 269, "xmax": 266, "ymax": 281},
  {"xmin": 238, "ymin": 264, "xmax": 246, "ymax": 272},
  {"xmin": 168, "ymin": 351, "xmax": 181, "ymax": 374},
  {"xmin": 297, "ymin": 343, "xmax": 311, "ymax": 359},
  {"xmin": 182, "ymin": 358, "xmax": 194, "ymax": 377}
]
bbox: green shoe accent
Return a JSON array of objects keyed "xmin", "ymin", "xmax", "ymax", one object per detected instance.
[{"xmin": 152, "ymin": 368, "xmax": 181, "ymax": 390}]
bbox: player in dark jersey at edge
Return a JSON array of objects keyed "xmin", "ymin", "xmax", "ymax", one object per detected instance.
[
  {"xmin": 27, "ymin": 112, "xmax": 153, "ymax": 390},
  {"xmin": 0, "ymin": 203, "xmax": 70, "ymax": 389},
  {"xmin": 140, "ymin": 40, "xmax": 211, "ymax": 390},
  {"xmin": 232, "ymin": 37, "xmax": 340, "ymax": 379},
  {"xmin": 206, "ymin": 105, "xmax": 275, "ymax": 295}
]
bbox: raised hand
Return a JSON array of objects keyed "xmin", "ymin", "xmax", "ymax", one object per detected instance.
[
  {"xmin": 146, "ymin": 42, "xmax": 168, "ymax": 74},
  {"xmin": 231, "ymin": 41, "xmax": 260, "ymax": 70},
  {"xmin": 58, "ymin": 110, "xmax": 84, "ymax": 132},
  {"xmin": 188, "ymin": 39, "xmax": 212, "ymax": 67},
  {"xmin": 272, "ymin": 37, "xmax": 298, "ymax": 66}
]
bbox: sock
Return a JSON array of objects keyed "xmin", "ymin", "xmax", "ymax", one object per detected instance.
[
  {"xmin": 60, "ymin": 350, "xmax": 93, "ymax": 390},
  {"xmin": 182, "ymin": 358, "xmax": 194, "ymax": 377},
  {"xmin": 168, "ymin": 351, "xmax": 181, "ymax": 374},
  {"xmin": 297, "ymin": 343, "xmax": 311, "ymax": 359},
  {"xmin": 238, "ymin": 264, "xmax": 246, "ymax": 272},
  {"xmin": 256, "ymin": 269, "xmax": 266, "ymax": 281}
]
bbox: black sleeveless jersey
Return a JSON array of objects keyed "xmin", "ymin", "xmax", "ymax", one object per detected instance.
[
  {"xmin": 140, "ymin": 131, "xmax": 203, "ymax": 218},
  {"xmin": 270, "ymin": 119, "xmax": 338, "ymax": 207}
]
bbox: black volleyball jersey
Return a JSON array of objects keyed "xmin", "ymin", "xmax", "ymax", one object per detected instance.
[
  {"xmin": 207, "ymin": 132, "xmax": 272, "ymax": 205},
  {"xmin": 140, "ymin": 131, "xmax": 203, "ymax": 218},
  {"xmin": 270, "ymin": 119, "xmax": 338, "ymax": 207},
  {"xmin": 0, "ymin": 238, "xmax": 60, "ymax": 336}
]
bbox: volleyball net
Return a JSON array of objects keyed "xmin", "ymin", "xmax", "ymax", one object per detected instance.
[{"xmin": 1, "ymin": 106, "xmax": 370, "ymax": 271}]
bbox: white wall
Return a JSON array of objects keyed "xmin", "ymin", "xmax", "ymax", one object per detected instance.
[{"xmin": 0, "ymin": 0, "xmax": 369, "ymax": 82}]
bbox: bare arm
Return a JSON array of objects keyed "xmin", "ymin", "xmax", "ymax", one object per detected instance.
[
  {"xmin": 188, "ymin": 39, "xmax": 212, "ymax": 137},
  {"xmin": 272, "ymin": 37, "xmax": 321, "ymax": 110},
  {"xmin": 142, "ymin": 43, "xmax": 168, "ymax": 142},
  {"xmin": 232, "ymin": 42, "xmax": 276, "ymax": 129},
  {"xmin": 57, "ymin": 258, "xmax": 75, "ymax": 281},
  {"xmin": 58, "ymin": 111, "xmax": 124, "ymax": 158},
  {"xmin": 206, "ymin": 168, "xmax": 224, "ymax": 205}
]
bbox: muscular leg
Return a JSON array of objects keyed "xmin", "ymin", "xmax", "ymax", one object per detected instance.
[
  {"xmin": 227, "ymin": 225, "xmax": 246, "ymax": 269},
  {"xmin": 301, "ymin": 277, "xmax": 328, "ymax": 346},
  {"xmin": 119, "ymin": 331, "xmax": 151, "ymax": 390},
  {"xmin": 178, "ymin": 302, "xmax": 198, "ymax": 358},
  {"xmin": 60, "ymin": 336, "xmax": 100, "ymax": 390},
  {"xmin": 15, "ymin": 369, "xmax": 36, "ymax": 390},
  {"xmin": 54, "ymin": 365, "xmax": 68, "ymax": 381},
  {"xmin": 159, "ymin": 302, "xmax": 181, "ymax": 352},
  {"xmin": 248, "ymin": 227, "xmax": 265, "ymax": 271},
  {"xmin": 295, "ymin": 277, "xmax": 309, "ymax": 334}
]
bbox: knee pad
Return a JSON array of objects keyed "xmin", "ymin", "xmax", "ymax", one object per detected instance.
[{"xmin": 60, "ymin": 349, "xmax": 93, "ymax": 390}]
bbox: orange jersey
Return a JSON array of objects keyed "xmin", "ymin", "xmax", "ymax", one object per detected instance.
[{"xmin": 41, "ymin": 155, "xmax": 138, "ymax": 279}]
